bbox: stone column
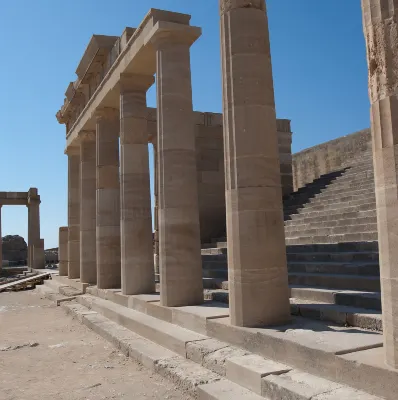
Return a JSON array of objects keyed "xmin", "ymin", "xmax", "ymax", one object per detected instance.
[
  {"xmin": 66, "ymin": 148, "xmax": 80, "ymax": 279},
  {"xmin": 151, "ymin": 26, "xmax": 203, "ymax": 307},
  {"xmin": 219, "ymin": 0, "xmax": 290, "ymax": 327},
  {"xmin": 119, "ymin": 73, "xmax": 155, "ymax": 295},
  {"xmin": 96, "ymin": 108, "xmax": 121, "ymax": 289},
  {"xmin": 80, "ymin": 131, "xmax": 97, "ymax": 284},
  {"xmin": 59, "ymin": 227, "xmax": 68, "ymax": 276},
  {"xmin": 153, "ymin": 143, "xmax": 160, "ymax": 277},
  {"xmin": 27, "ymin": 188, "xmax": 44, "ymax": 269},
  {"xmin": 361, "ymin": 0, "xmax": 398, "ymax": 368},
  {"xmin": 0, "ymin": 205, "xmax": 2, "ymax": 270}
]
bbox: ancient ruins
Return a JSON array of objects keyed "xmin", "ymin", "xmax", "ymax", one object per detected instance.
[
  {"xmin": 40, "ymin": 1, "xmax": 398, "ymax": 399},
  {"xmin": 0, "ymin": 189, "xmax": 44, "ymax": 270}
]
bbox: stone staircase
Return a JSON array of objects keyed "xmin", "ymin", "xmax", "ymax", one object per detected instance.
[{"xmin": 202, "ymin": 150, "xmax": 383, "ymax": 330}]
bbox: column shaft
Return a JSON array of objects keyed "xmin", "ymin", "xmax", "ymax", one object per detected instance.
[
  {"xmin": 220, "ymin": 0, "xmax": 290, "ymax": 327},
  {"xmin": 120, "ymin": 75, "xmax": 155, "ymax": 295},
  {"xmin": 361, "ymin": 0, "xmax": 398, "ymax": 368},
  {"xmin": 80, "ymin": 133, "xmax": 97, "ymax": 284},
  {"xmin": 67, "ymin": 149, "xmax": 80, "ymax": 279},
  {"xmin": 27, "ymin": 188, "xmax": 43, "ymax": 269},
  {"xmin": 96, "ymin": 108, "xmax": 121, "ymax": 289},
  {"xmin": 155, "ymin": 36, "xmax": 203, "ymax": 307},
  {"xmin": 0, "ymin": 206, "xmax": 2, "ymax": 270},
  {"xmin": 153, "ymin": 142, "xmax": 159, "ymax": 276},
  {"xmin": 59, "ymin": 227, "xmax": 68, "ymax": 276}
]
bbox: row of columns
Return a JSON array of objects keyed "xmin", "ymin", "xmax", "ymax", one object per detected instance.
[
  {"xmin": 61, "ymin": 30, "xmax": 204, "ymax": 308},
  {"xmin": 59, "ymin": 0, "xmax": 398, "ymax": 370}
]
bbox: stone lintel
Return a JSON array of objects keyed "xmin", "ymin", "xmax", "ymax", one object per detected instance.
[
  {"xmin": 145, "ymin": 21, "xmax": 202, "ymax": 48},
  {"xmin": 119, "ymin": 73, "xmax": 155, "ymax": 93},
  {"xmin": 94, "ymin": 107, "xmax": 119, "ymax": 121},
  {"xmin": 219, "ymin": 0, "xmax": 266, "ymax": 15},
  {"xmin": 64, "ymin": 145, "xmax": 80, "ymax": 156}
]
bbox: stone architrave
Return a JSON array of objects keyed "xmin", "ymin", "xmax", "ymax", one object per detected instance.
[
  {"xmin": 119, "ymin": 74, "xmax": 155, "ymax": 295},
  {"xmin": 219, "ymin": 0, "xmax": 290, "ymax": 327},
  {"xmin": 361, "ymin": 0, "xmax": 398, "ymax": 368},
  {"xmin": 58, "ymin": 227, "xmax": 68, "ymax": 276},
  {"xmin": 150, "ymin": 25, "xmax": 204, "ymax": 307},
  {"xmin": 80, "ymin": 131, "xmax": 97, "ymax": 284},
  {"xmin": 66, "ymin": 147, "xmax": 81, "ymax": 279},
  {"xmin": 95, "ymin": 108, "xmax": 121, "ymax": 289}
]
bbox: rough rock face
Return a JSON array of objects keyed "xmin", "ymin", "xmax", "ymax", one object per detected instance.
[{"xmin": 2, "ymin": 235, "xmax": 28, "ymax": 262}]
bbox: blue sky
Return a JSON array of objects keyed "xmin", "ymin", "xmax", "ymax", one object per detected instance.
[{"xmin": 0, "ymin": 1, "xmax": 369, "ymax": 248}]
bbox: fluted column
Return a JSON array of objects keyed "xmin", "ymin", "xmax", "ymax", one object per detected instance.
[
  {"xmin": 219, "ymin": 0, "xmax": 290, "ymax": 327},
  {"xmin": 361, "ymin": 0, "xmax": 398, "ymax": 368},
  {"xmin": 120, "ymin": 74, "xmax": 155, "ymax": 295},
  {"xmin": 58, "ymin": 227, "xmax": 68, "ymax": 276},
  {"xmin": 151, "ymin": 25, "xmax": 203, "ymax": 307},
  {"xmin": 66, "ymin": 148, "xmax": 80, "ymax": 278},
  {"xmin": 96, "ymin": 108, "xmax": 121, "ymax": 289},
  {"xmin": 80, "ymin": 131, "xmax": 97, "ymax": 284}
]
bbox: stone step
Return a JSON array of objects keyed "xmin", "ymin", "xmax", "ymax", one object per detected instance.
[
  {"xmin": 285, "ymin": 224, "xmax": 377, "ymax": 238},
  {"xmin": 285, "ymin": 231, "xmax": 378, "ymax": 245},
  {"xmin": 285, "ymin": 203, "xmax": 376, "ymax": 221},
  {"xmin": 288, "ymin": 272, "xmax": 380, "ymax": 292},
  {"xmin": 286, "ymin": 242, "xmax": 379, "ymax": 253},
  {"xmin": 204, "ymin": 290, "xmax": 382, "ymax": 331},
  {"xmin": 285, "ymin": 216, "xmax": 377, "ymax": 230},
  {"xmin": 62, "ymin": 299, "xmax": 383, "ymax": 400},
  {"xmin": 285, "ymin": 199, "xmax": 376, "ymax": 214},
  {"xmin": 287, "ymin": 261, "xmax": 379, "ymax": 276},
  {"xmin": 286, "ymin": 251, "xmax": 379, "ymax": 263},
  {"xmin": 203, "ymin": 241, "xmax": 380, "ymax": 254},
  {"xmin": 285, "ymin": 209, "xmax": 376, "ymax": 224},
  {"xmin": 290, "ymin": 286, "xmax": 382, "ymax": 311},
  {"xmin": 77, "ymin": 294, "xmax": 207, "ymax": 357}
]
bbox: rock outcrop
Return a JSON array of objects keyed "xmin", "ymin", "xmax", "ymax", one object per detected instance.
[{"xmin": 2, "ymin": 235, "xmax": 27, "ymax": 262}]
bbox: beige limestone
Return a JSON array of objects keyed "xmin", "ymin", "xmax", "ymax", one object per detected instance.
[
  {"xmin": 58, "ymin": 227, "xmax": 68, "ymax": 276},
  {"xmin": 219, "ymin": 0, "xmax": 290, "ymax": 326},
  {"xmin": 27, "ymin": 188, "xmax": 44, "ymax": 269},
  {"xmin": 96, "ymin": 108, "xmax": 121, "ymax": 289},
  {"xmin": 0, "ymin": 206, "xmax": 2, "ymax": 268},
  {"xmin": 80, "ymin": 131, "xmax": 97, "ymax": 284},
  {"xmin": 150, "ymin": 24, "xmax": 203, "ymax": 307},
  {"xmin": 66, "ymin": 147, "xmax": 81, "ymax": 279},
  {"xmin": 361, "ymin": 0, "xmax": 398, "ymax": 368},
  {"xmin": 119, "ymin": 73, "xmax": 155, "ymax": 295},
  {"xmin": 0, "ymin": 189, "xmax": 43, "ymax": 269}
]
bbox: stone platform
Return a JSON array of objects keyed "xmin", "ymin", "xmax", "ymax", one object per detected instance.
[{"xmin": 42, "ymin": 276, "xmax": 396, "ymax": 400}]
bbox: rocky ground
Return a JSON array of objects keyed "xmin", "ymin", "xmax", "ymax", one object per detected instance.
[{"xmin": 0, "ymin": 290, "xmax": 192, "ymax": 400}]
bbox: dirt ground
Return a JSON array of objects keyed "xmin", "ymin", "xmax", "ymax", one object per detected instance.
[{"xmin": 0, "ymin": 289, "xmax": 192, "ymax": 400}]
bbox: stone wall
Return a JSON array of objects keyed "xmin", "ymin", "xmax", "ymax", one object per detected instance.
[
  {"xmin": 194, "ymin": 113, "xmax": 293, "ymax": 243},
  {"xmin": 292, "ymin": 129, "xmax": 372, "ymax": 191}
]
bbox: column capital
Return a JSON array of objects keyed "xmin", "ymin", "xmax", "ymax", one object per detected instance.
[
  {"xmin": 147, "ymin": 21, "xmax": 201, "ymax": 49},
  {"xmin": 79, "ymin": 130, "xmax": 96, "ymax": 142},
  {"xmin": 64, "ymin": 145, "xmax": 80, "ymax": 156},
  {"xmin": 119, "ymin": 73, "xmax": 155, "ymax": 93},
  {"xmin": 219, "ymin": 0, "xmax": 265, "ymax": 15},
  {"xmin": 94, "ymin": 107, "xmax": 119, "ymax": 122},
  {"xmin": 59, "ymin": 226, "xmax": 68, "ymax": 232}
]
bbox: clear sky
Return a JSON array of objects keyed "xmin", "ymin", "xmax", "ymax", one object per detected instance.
[{"xmin": 0, "ymin": 0, "xmax": 370, "ymax": 248}]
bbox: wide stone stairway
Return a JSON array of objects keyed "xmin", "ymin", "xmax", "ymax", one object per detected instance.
[{"xmin": 203, "ymin": 149, "xmax": 382, "ymax": 331}]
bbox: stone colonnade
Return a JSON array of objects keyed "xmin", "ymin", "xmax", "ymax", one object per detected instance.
[
  {"xmin": 361, "ymin": 0, "xmax": 398, "ymax": 369},
  {"xmin": 61, "ymin": 2, "xmax": 292, "ymax": 327}
]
